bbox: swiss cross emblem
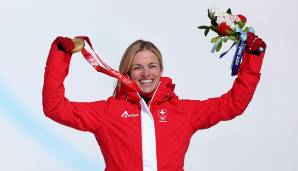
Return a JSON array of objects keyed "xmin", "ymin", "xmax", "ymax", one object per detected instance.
[{"xmin": 158, "ymin": 109, "xmax": 167, "ymax": 122}]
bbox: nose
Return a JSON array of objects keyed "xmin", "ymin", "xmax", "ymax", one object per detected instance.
[{"xmin": 142, "ymin": 67, "xmax": 150, "ymax": 78}]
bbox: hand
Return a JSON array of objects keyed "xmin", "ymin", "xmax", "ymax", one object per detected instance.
[
  {"xmin": 53, "ymin": 36, "xmax": 75, "ymax": 54},
  {"xmin": 246, "ymin": 32, "xmax": 267, "ymax": 56}
]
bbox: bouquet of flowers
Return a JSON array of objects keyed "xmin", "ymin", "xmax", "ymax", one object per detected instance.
[{"xmin": 198, "ymin": 8, "xmax": 262, "ymax": 75}]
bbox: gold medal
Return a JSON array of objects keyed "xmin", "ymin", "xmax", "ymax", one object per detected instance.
[{"xmin": 72, "ymin": 37, "xmax": 85, "ymax": 53}]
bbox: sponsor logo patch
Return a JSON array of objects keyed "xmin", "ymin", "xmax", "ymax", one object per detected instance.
[{"xmin": 121, "ymin": 111, "xmax": 139, "ymax": 118}]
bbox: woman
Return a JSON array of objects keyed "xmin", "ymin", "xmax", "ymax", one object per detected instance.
[{"xmin": 42, "ymin": 33, "xmax": 266, "ymax": 171}]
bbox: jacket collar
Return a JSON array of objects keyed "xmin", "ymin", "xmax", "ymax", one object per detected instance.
[{"xmin": 115, "ymin": 77, "xmax": 178, "ymax": 104}]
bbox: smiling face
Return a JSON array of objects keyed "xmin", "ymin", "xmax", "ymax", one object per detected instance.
[
  {"xmin": 113, "ymin": 40, "xmax": 163, "ymax": 96},
  {"xmin": 129, "ymin": 50, "xmax": 163, "ymax": 94}
]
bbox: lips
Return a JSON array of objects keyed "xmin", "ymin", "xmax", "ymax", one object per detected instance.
[
  {"xmin": 139, "ymin": 79, "xmax": 153, "ymax": 85},
  {"xmin": 136, "ymin": 78, "xmax": 160, "ymax": 94}
]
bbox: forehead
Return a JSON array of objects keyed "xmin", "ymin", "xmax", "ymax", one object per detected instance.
[{"xmin": 132, "ymin": 50, "xmax": 159, "ymax": 65}]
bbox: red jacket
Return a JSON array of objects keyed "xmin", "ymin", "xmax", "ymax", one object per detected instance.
[{"xmin": 43, "ymin": 42, "xmax": 264, "ymax": 171}]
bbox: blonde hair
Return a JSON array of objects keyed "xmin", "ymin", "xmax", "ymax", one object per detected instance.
[{"xmin": 113, "ymin": 39, "xmax": 163, "ymax": 96}]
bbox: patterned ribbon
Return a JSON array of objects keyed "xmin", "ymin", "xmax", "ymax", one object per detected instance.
[
  {"xmin": 74, "ymin": 36, "xmax": 140, "ymax": 92},
  {"xmin": 217, "ymin": 27, "xmax": 263, "ymax": 76},
  {"xmin": 228, "ymin": 28, "xmax": 248, "ymax": 76},
  {"xmin": 231, "ymin": 40, "xmax": 246, "ymax": 76}
]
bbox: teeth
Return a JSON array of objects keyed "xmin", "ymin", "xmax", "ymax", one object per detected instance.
[{"xmin": 140, "ymin": 80, "xmax": 153, "ymax": 84}]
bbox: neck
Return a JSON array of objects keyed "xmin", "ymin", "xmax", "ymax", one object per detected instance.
[{"xmin": 140, "ymin": 91, "xmax": 154, "ymax": 104}]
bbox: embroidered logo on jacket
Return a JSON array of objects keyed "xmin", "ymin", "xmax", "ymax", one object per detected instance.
[
  {"xmin": 158, "ymin": 109, "xmax": 167, "ymax": 122},
  {"xmin": 121, "ymin": 111, "xmax": 139, "ymax": 118}
]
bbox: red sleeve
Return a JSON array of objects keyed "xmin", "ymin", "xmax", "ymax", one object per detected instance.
[
  {"xmin": 184, "ymin": 51, "xmax": 265, "ymax": 132},
  {"xmin": 42, "ymin": 41, "xmax": 106, "ymax": 133}
]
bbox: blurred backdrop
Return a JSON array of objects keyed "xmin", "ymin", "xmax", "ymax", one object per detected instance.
[{"xmin": 0, "ymin": 0, "xmax": 297, "ymax": 170}]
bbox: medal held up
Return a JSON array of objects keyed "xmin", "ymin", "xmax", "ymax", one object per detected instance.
[
  {"xmin": 198, "ymin": 8, "xmax": 263, "ymax": 76},
  {"xmin": 72, "ymin": 37, "xmax": 85, "ymax": 53}
]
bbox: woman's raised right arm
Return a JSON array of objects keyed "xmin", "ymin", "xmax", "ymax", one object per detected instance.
[{"xmin": 42, "ymin": 37, "xmax": 106, "ymax": 133}]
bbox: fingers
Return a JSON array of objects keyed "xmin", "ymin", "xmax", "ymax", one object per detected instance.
[
  {"xmin": 52, "ymin": 36, "xmax": 74, "ymax": 53},
  {"xmin": 250, "ymin": 38, "xmax": 264, "ymax": 52},
  {"xmin": 246, "ymin": 32, "xmax": 266, "ymax": 55}
]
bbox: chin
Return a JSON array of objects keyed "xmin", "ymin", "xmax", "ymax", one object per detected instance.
[
  {"xmin": 141, "ymin": 89, "xmax": 154, "ymax": 94},
  {"xmin": 137, "ymin": 79, "xmax": 160, "ymax": 95}
]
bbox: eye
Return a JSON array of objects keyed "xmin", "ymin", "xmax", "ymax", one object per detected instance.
[
  {"xmin": 133, "ymin": 66, "xmax": 142, "ymax": 71},
  {"xmin": 149, "ymin": 65, "xmax": 157, "ymax": 69}
]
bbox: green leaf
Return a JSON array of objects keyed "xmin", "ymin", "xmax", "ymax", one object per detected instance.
[
  {"xmin": 222, "ymin": 38, "xmax": 228, "ymax": 43},
  {"xmin": 216, "ymin": 41, "xmax": 223, "ymax": 52},
  {"xmin": 204, "ymin": 27, "xmax": 210, "ymax": 36},
  {"xmin": 226, "ymin": 8, "xmax": 232, "ymax": 14},
  {"xmin": 237, "ymin": 21, "xmax": 245, "ymax": 28},
  {"xmin": 243, "ymin": 27, "xmax": 249, "ymax": 32},
  {"xmin": 198, "ymin": 26, "xmax": 209, "ymax": 29},
  {"xmin": 211, "ymin": 36, "xmax": 221, "ymax": 43},
  {"xmin": 228, "ymin": 35, "xmax": 238, "ymax": 41},
  {"xmin": 211, "ymin": 19, "xmax": 218, "ymax": 27},
  {"xmin": 208, "ymin": 9, "xmax": 212, "ymax": 19},
  {"xmin": 210, "ymin": 25, "xmax": 217, "ymax": 32}
]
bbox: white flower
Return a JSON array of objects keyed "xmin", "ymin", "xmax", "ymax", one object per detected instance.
[
  {"xmin": 213, "ymin": 10, "xmax": 240, "ymax": 31},
  {"xmin": 214, "ymin": 11, "xmax": 227, "ymax": 20},
  {"xmin": 227, "ymin": 21, "xmax": 237, "ymax": 30},
  {"xmin": 208, "ymin": 8, "xmax": 218, "ymax": 17},
  {"xmin": 229, "ymin": 15, "xmax": 240, "ymax": 23}
]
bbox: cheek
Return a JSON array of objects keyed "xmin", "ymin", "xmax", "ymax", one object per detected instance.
[
  {"xmin": 129, "ymin": 70, "xmax": 140, "ymax": 81},
  {"xmin": 154, "ymin": 69, "xmax": 162, "ymax": 78}
]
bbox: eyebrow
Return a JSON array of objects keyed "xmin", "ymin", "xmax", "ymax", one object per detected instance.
[
  {"xmin": 132, "ymin": 62, "xmax": 158, "ymax": 66},
  {"xmin": 148, "ymin": 62, "xmax": 158, "ymax": 65},
  {"xmin": 131, "ymin": 64, "xmax": 142, "ymax": 67}
]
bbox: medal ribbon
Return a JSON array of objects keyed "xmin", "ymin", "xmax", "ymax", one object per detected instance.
[
  {"xmin": 74, "ymin": 36, "xmax": 139, "ymax": 92},
  {"xmin": 231, "ymin": 40, "xmax": 246, "ymax": 76},
  {"xmin": 216, "ymin": 27, "xmax": 264, "ymax": 76}
]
